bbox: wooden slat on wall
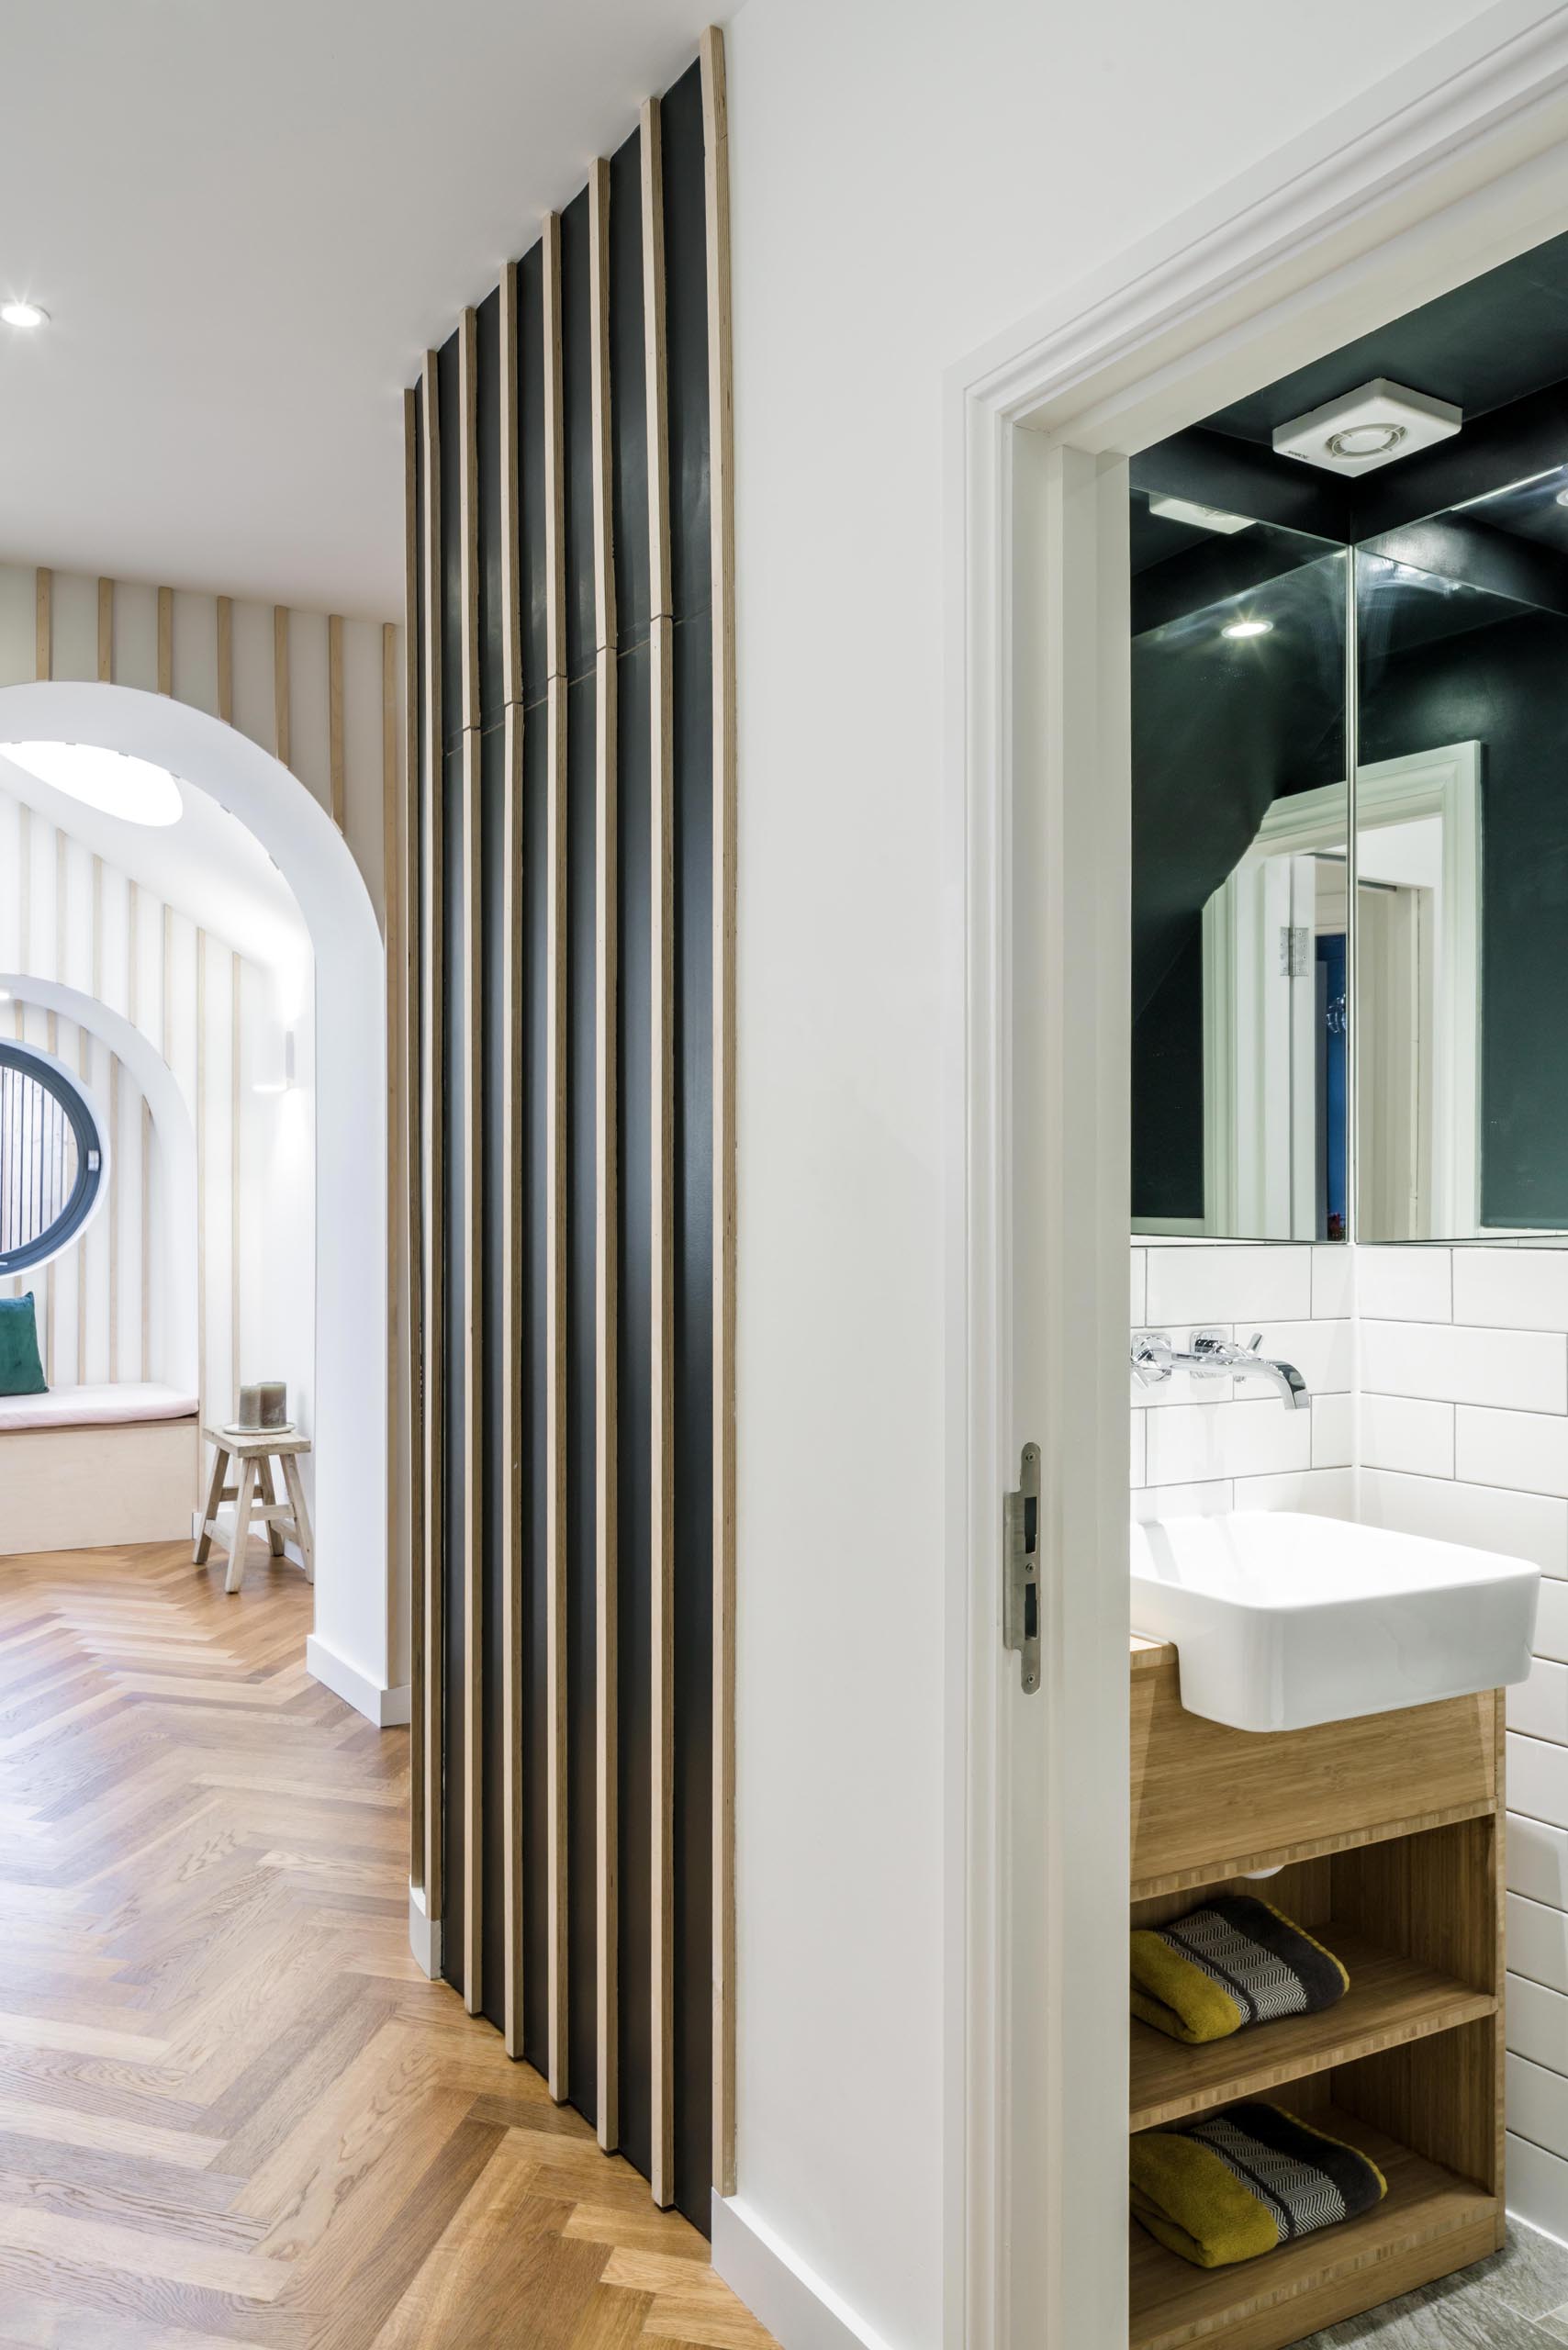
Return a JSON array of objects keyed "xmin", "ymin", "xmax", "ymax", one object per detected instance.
[
  {"xmin": 35, "ymin": 567, "xmax": 50, "ymax": 680},
  {"xmin": 420, "ymin": 353, "xmax": 447, "ymax": 1930},
  {"xmin": 274, "ymin": 607, "xmax": 292, "ymax": 771},
  {"xmin": 542, "ymin": 208, "xmax": 571, "ymax": 2107},
  {"xmin": 97, "ymin": 579, "xmax": 114, "ymax": 682},
  {"xmin": 641, "ymin": 87, "xmax": 678, "ymax": 2212},
  {"xmin": 402, "ymin": 390, "xmax": 427, "ymax": 1902},
  {"xmin": 588, "ymin": 152, "xmax": 622, "ymax": 2158},
  {"xmin": 498, "ymin": 261, "xmax": 527, "ymax": 2061},
  {"xmin": 701, "ymin": 23, "xmax": 739, "ymax": 2200},
  {"xmin": 157, "ymin": 588, "xmax": 174, "ymax": 696},
  {"xmin": 458, "ymin": 305, "xmax": 485, "ymax": 2020},
  {"xmin": 329, "ymin": 615, "xmax": 347, "ymax": 831}
]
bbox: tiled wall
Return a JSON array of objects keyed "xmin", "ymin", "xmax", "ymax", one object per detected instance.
[{"xmin": 1131, "ymin": 1240, "xmax": 1568, "ymax": 2240}]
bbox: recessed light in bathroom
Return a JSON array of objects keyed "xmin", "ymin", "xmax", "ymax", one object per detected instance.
[
  {"xmin": 0, "ymin": 300, "xmax": 48, "ymax": 330},
  {"xmin": 1148, "ymin": 494, "xmax": 1254, "ymax": 535},
  {"xmin": 1221, "ymin": 617, "xmax": 1272, "ymax": 640},
  {"xmin": 1273, "ymin": 377, "xmax": 1461, "ymax": 476}
]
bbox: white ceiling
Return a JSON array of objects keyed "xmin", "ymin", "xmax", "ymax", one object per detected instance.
[
  {"xmin": 0, "ymin": 751, "xmax": 310, "ymax": 976},
  {"xmin": 0, "ymin": 0, "xmax": 719, "ymax": 621}
]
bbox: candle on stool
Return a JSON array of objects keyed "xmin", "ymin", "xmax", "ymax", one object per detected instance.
[
  {"xmin": 258, "ymin": 1382, "xmax": 287, "ymax": 1430},
  {"xmin": 237, "ymin": 1383, "xmax": 263, "ymax": 1430}
]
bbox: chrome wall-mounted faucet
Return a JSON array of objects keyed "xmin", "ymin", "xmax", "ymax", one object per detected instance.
[{"xmin": 1131, "ymin": 1328, "xmax": 1311, "ymax": 1411}]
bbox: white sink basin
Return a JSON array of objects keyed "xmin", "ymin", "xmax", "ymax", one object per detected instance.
[{"xmin": 1130, "ymin": 1509, "xmax": 1540, "ymax": 1733}]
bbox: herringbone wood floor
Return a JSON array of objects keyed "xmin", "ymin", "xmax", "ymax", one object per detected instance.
[{"xmin": 0, "ymin": 1539, "xmax": 777, "ymax": 2350}]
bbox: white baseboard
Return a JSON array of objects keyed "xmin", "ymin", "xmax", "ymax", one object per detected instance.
[
  {"xmin": 409, "ymin": 1883, "xmax": 442, "ymax": 1980},
  {"xmin": 304, "ymin": 1632, "xmax": 410, "ymax": 1728},
  {"xmin": 711, "ymin": 2195, "xmax": 892, "ymax": 2350}
]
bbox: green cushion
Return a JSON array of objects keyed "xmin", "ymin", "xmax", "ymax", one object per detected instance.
[{"xmin": 0, "ymin": 1295, "xmax": 47, "ymax": 1396}]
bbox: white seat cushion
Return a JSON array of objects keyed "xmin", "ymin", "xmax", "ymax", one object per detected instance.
[{"xmin": 0, "ymin": 1382, "xmax": 199, "ymax": 1434}]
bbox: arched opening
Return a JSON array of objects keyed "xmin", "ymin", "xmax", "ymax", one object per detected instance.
[{"xmin": 0, "ymin": 679, "xmax": 398, "ymax": 1718}]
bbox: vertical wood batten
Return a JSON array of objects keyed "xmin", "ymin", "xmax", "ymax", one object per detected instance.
[
  {"xmin": 498, "ymin": 260, "xmax": 526, "ymax": 2058},
  {"xmin": 217, "ymin": 599, "xmax": 234, "ymax": 727},
  {"xmin": 458, "ymin": 305, "xmax": 485, "ymax": 2018},
  {"xmin": 274, "ymin": 607, "xmax": 292, "ymax": 771},
  {"xmin": 402, "ymin": 389, "xmax": 428, "ymax": 1901},
  {"xmin": 701, "ymin": 21, "xmax": 739, "ymax": 2199},
  {"xmin": 588, "ymin": 151, "xmax": 622, "ymax": 2155},
  {"xmin": 34, "ymin": 568, "xmax": 51, "ymax": 679},
  {"xmin": 641, "ymin": 88, "xmax": 678, "ymax": 2210},
  {"xmin": 157, "ymin": 588, "xmax": 174, "ymax": 695},
  {"xmin": 231, "ymin": 955, "xmax": 241, "ymax": 1414},
  {"xmin": 96, "ymin": 579, "xmax": 114, "ymax": 681},
  {"xmin": 196, "ymin": 930, "xmax": 208, "ymax": 1476},
  {"xmin": 329, "ymin": 615, "xmax": 346, "ymax": 829},
  {"xmin": 543, "ymin": 206, "xmax": 570, "ymax": 2105},
  {"xmin": 420, "ymin": 355, "xmax": 447, "ymax": 1927}
]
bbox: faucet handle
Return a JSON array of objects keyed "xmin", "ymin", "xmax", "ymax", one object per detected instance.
[
  {"xmin": 1131, "ymin": 1332, "xmax": 1172, "ymax": 1386},
  {"xmin": 1248, "ymin": 1332, "xmax": 1262, "ymax": 1353}
]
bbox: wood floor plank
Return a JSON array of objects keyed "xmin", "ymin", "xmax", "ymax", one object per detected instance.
[{"xmin": 0, "ymin": 1544, "xmax": 775, "ymax": 2349}]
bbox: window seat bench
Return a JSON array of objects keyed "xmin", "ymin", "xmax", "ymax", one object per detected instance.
[{"xmin": 0, "ymin": 1384, "xmax": 199, "ymax": 1555}]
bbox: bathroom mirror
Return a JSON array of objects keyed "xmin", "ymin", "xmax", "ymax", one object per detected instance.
[{"xmin": 1131, "ymin": 491, "xmax": 1350, "ymax": 1239}]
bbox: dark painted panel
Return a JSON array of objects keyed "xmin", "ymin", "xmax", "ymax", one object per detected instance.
[
  {"xmin": 521, "ymin": 695, "xmax": 551, "ymax": 2075},
  {"xmin": 610, "ymin": 128, "xmax": 650, "ymax": 646},
  {"xmin": 566, "ymin": 668, "xmax": 599, "ymax": 2119},
  {"xmin": 661, "ymin": 63, "xmax": 710, "ymax": 626},
  {"xmin": 476, "ymin": 292, "xmax": 506, "ymax": 730},
  {"xmin": 669, "ymin": 610, "xmax": 714, "ymax": 2229},
  {"xmin": 438, "ymin": 333, "xmax": 465, "ymax": 751},
  {"xmin": 518, "ymin": 241, "xmax": 549, "ymax": 706},
  {"xmin": 615, "ymin": 634, "xmax": 654, "ymax": 2178},
  {"xmin": 479, "ymin": 718, "xmax": 509, "ymax": 2024},
  {"xmin": 561, "ymin": 190, "xmax": 598, "ymax": 683},
  {"xmin": 440, "ymin": 736, "xmax": 466, "ymax": 1991}
]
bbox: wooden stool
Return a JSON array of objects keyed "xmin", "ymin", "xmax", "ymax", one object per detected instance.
[{"xmin": 195, "ymin": 1426, "xmax": 315, "ymax": 1594}]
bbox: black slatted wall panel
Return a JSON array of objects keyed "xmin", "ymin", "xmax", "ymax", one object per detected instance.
[{"xmin": 406, "ymin": 43, "xmax": 730, "ymax": 2232}]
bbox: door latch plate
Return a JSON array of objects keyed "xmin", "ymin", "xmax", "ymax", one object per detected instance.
[{"xmin": 1003, "ymin": 1441, "xmax": 1041, "ymax": 1695}]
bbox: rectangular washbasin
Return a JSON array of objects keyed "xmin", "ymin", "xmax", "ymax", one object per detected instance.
[{"xmin": 1130, "ymin": 1509, "xmax": 1540, "ymax": 1733}]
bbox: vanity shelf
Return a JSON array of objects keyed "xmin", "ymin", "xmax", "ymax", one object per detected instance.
[
  {"xmin": 1129, "ymin": 1929, "xmax": 1497, "ymax": 2132},
  {"xmin": 1128, "ymin": 2102, "xmax": 1499, "ymax": 2350}
]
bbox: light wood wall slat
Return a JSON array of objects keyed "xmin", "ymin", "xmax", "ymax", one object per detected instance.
[
  {"xmin": 230, "ymin": 954, "xmax": 241, "ymax": 1413},
  {"xmin": 401, "ymin": 391, "xmax": 428, "ymax": 1899},
  {"xmin": 701, "ymin": 21, "xmax": 739, "ymax": 2199},
  {"xmin": 329, "ymin": 615, "xmax": 346, "ymax": 830},
  {"xmin": 217, "ymin": 598, "xmax": 234, "ymax": 727},
  {"xmin": 498, "ymin": 263, "xmax": 526, "ymax": 2060},
  {"xmin": 157, "ymin": 588, "xmax": 174, "ymax": 696},
  {"xmin": 97, "ymin": 580, "xmax": 113, "ymax": 682},
  {"xmin": 543, "ymin": 210, "xmax": 571, "ymax": 2107},
  {"xmin": 642, "ymin": 90, "xmax": 678, "ymax": 2210},
  {"xmin": 274, "ymin": 607, "xmax": 292, "ymax": 772},
  {"xmin": 588, "ymin": 151, "xmax": 621, "ymax": 2155},
  {"xmin": 35, "ymin": 568, "xmax": 50, "ymax": 680},
  {"xmin": 420, "ymin": 353, "xmax": 447, "ymax": 1927},
  {"xmin": 458, "ymin": 304, "xmax": 484, "ymax": 2018},
  {"xmin": 196, "ymin": 930, "xmax": 208, "ymax": 1458}
]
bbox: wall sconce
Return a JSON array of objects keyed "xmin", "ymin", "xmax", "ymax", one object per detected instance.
[{"xmin": 253, "ymin": 1029, "xmax": 297, "ymax": 1096}]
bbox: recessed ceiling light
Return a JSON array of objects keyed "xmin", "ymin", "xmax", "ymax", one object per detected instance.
[
  {"xmin": 0, "ymin": 742, "xmax": 183, "ymax": 827},
  {"xmin": 1222, "ymin": 618, "xmax": 1272, "ymax": 641},
  {"xmin": 0, "ymin": 300, "xmax": 49, "ymax": 330},
  {"xmin": 1148, "ymin": 494, "xmax": 1254, "ymax": 536}
]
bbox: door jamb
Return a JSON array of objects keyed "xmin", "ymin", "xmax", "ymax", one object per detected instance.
[{"xmin": 944, "ymin": 10, "xmax": 1568, "ymax": 2345}]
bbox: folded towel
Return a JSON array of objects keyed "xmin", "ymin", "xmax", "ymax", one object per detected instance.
[
  {"xmin": 1130, "ymin": 2101, "xmax": 1386, "ymax": 2269},
  {"xmin": 1130, "ymin": 1894, "xmax": 1349, "ymax": 2044}
]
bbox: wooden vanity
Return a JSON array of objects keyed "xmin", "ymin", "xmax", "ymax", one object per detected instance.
[{"xmin": 1128, "ymin": 1635, "xmax": 1506, "ymax": 2350}]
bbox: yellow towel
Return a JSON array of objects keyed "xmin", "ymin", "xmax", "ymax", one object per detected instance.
[
  {"xmin": 1131, "ymin": 2102, "xmax": 1386, "ymax": 2269},
  {"xmin": 1131, "ymin": 1894, "xmax": 1349, "ymax": 2045}
]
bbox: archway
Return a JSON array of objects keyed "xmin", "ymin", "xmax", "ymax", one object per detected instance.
[{"xmin": 0, "ymin": 680, "xmax": 398, "ymax": 1720}]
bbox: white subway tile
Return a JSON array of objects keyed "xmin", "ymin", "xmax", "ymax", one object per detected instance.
[
  {"xmin": 1355, "ymin": 1247, "xmax": 1452, "ymax": 1322},
  {"xmin": 1510, "ymin": 1733, "xmax": 1568, "ymax": 1833},
  {"xmin": 1145, "ymin": 1246, "xmax": 1311, "ymax": 1329},
  {"xmin": 1360, "ymin": 1321, "xmax": 1568, "ymax": 1413},
  {"xmin": 1130, "ymin": 1248, "xmax": 1147, "ymax": 1326},
  {"xmin": 1132, "ymin": 1480, "xmax": 1235, "ymax": 1523},
  {"xmin": 1507, "ymin": 1971, "xmax": 1568, "ymax": 2075},
  {"xmin": 1508, "ymin": 1893, "xmax": 1568, "ymax": 1996},
  {"xmin": 1310, "ymin": 1393, "xmax": 1353, "ymax": 1471},
  {"xmin": 1457, "ymin": 1406, "xmax": 1568, "ymax": 1500},
  {"xmin": 1510, "ymin": 1814, "xmax": 1568, "ymax": 1910},
  {"xmin": 1143, "ymin": 1401, "xmax": 1312, "ymax": 1488},
  {"xmin": 1130, "ymin": 1415, "xmax": 1147, "ymax": 1490},
  {"xmin": 1504, "ymin": 2133, "xmax": 1568, "ymax": 2243},
  {"xmin": 1357, "ymin": 1470, "xmax": 1568, "ymax": 1577},
  {"xmin": 1251, "ymin": 1321, "xmax": 1352, "ymax": 1397},
  {"xmin": 1454, "ymin": 1248, "xmax": 1568, "ymax": 1335},
  {"xmin": 1507, "ymin": 2053, "xmax": 1568, "ymax": 2162},
  {"xmin": 1230, "ymin": 1467, "xmax": 1357, "ymax": 1518},
  {"xmin": 1540, "ymin": 1581, "xmax": 1568, "ymax": 1662},
  {"xmin": 1311, "ymin": 1245, "xmax": 1354, "ymax": 1320},
  {"xmin": 1510, "ymin": 1658, "xmax": 1568, "ymax": 1746},
  {"xmin": 1360, "ymin": 1394, "xmax": 1455, "ymax": 1479}
]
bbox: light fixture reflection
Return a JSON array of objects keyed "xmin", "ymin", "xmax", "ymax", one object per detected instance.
[
  {"xmin": 0, "ymin": 300, "xmax": 48, "ymax": 330},
  {"xmin": 0, "ymin": 742, "xmax": 183, "ymax": 826},
  {"xmin": 1221, "ymin": 617, "xmax": 1273, "ymax": 641}
]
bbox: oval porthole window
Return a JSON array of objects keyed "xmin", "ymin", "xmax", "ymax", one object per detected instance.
[{"xmin": 0, "ymin": 1040, "xmax": 106, "ymax": 1276}]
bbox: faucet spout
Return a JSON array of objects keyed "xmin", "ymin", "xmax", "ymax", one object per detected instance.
[{"xmin": 1258, "ymin": 1355, "xmax": 1311, "ymax": 1411}]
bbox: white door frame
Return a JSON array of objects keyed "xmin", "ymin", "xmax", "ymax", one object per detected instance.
[{"xmin": 943, "ymin": 10, "xmax": 1568, "ymax": 2345}]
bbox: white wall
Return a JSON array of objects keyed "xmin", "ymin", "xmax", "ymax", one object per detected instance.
[{"xmin": 723, "ymin": 4, "xmax": 1517, "ymax": 2343}]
